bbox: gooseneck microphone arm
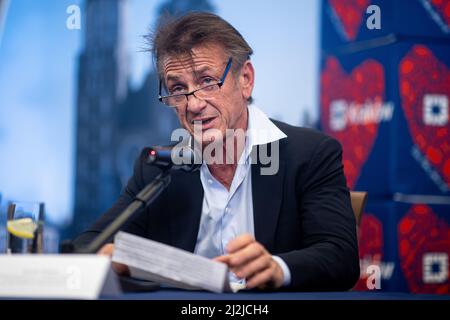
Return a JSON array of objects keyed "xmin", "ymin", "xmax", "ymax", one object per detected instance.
[{"xmin": 75, "ymin": 170, "xmax": 171, "ymax": 254}]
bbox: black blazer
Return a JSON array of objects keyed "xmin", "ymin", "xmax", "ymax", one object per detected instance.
[{"xmin": 74, "ymin": 120, "xmax": 360, "ymax": 291}]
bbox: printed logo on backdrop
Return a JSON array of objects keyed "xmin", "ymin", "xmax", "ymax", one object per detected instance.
[
  {"xmin": 399, "ymin": 45, "xmax": 450, "ymax": 193},
  {"xmin": 327, "ymin": 0, "xmax": 381, "ymax": 41},
  {"xmin": 354, "ymin": 214, "xmax": 395, "ymax": 291},
  {"xmin": 329, "ymin": 99, "xmax": 394, "ymax": 132},
  {"xmin": 321, "ymin": 57, "xmax": 393, "ymax": 188},
  {"xmin": 423, "ymin": 253, "xmax": 449, "ymax": 285},
  {"xmin": 419, "ymin": 0, "xmax": 450, "ymax": 34},
  {"xmin": 398, "ymin": 205, "xmax": 449, "ymax": 294},
  {"xmin": 423, "ymin": 94, "xmax": 448, "ymax": 126}
]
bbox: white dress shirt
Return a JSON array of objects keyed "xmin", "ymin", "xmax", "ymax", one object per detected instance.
[{"xmin": 194, "ymin": 104, "xmax": 291, "ymax": 286}]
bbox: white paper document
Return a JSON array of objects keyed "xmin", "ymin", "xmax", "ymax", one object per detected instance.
[{"xmin": 112, "ymin": 231, "xmax": 243, "ymax": 293}]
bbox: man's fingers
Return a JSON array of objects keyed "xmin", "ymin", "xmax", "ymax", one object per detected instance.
[
  {"xmin": 227, "ymin": 242, "xmax": 265, "ymax": 268},
  {"xmin": 234, "ymin": 254, "xmax": 271, "ymax": 279},
  {"xmin": 97, "ymin": 243, "xmax": 114, "ymax": 256},
  {"xmin": 112, "ymin": 262, "xmax": 130, "ymax": 276},
  {"xmin": 225, "ymin": 233, "xmax": 255, "ymax": 253},
  {"xmin": 214, "ymin": 255, "xmax": 230, "ymax": 263},
  {"xmin": 246, "ymin": 267, "xmax": 274, "ymax": 289},
  {"xmin": 216, "ymin": 236, "xmax": 284, "ymax": 290},
  {"xmin": 97, "ymin": 243, "xmax": 130, "ymax": 276}
]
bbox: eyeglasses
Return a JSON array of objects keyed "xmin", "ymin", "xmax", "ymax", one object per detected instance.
[{"xmin": 158, "ymin": 57, "xmax": 233, "ymax": 108}]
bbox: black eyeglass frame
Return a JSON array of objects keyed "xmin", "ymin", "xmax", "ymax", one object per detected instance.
[{"xmin": 158, "ymin": 57, "xmax": 233, "ymax": 107}]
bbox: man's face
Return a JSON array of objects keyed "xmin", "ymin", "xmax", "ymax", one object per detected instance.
[{"xmin": 162, "ymin": 44, "xmax": 253, "ymax": 146}]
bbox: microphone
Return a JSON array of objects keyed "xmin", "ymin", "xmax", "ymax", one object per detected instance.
[
  {"xmin": 146, "ymin": 145, "xmax": 201, "ymax": 172},
  {"xmin": 67, "ymin": 145, "xmax": 200, "ymax": 255}
]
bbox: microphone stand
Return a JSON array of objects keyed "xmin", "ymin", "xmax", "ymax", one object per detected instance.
[{"xmin": 75, "ymin": 170, "xmax": 171, "ymax": 254}]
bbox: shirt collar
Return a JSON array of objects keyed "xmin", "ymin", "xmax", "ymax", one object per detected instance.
[{"xmin": 244, "ymin": 104, "xmax": 287, "ymax": 158}]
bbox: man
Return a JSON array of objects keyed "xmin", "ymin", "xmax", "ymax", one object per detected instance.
[{"xmin": 74, "ymin": 12, "xmax": 359, "ymax": 291}]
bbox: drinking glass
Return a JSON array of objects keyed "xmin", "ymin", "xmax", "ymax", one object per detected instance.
[{"xmin": 6, "ymin": 201, "xmax": 44, "ymax": 254}]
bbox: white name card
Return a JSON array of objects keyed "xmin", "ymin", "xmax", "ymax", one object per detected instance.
[{"xmin": 0, "ymin": 254, "xmax": 121, "ymax": 299}]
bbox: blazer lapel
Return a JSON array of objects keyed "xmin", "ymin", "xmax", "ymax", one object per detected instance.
[
  {"xmin": 251, "ymin": 145, "xmax": 286, "ymax": 253},
  {"xmin": 168, "ymin": 170, "xmax": 204, "ymax": 252}
]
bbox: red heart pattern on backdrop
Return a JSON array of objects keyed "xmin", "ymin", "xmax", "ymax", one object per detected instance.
[
  {"xmin": 354, "ymin": 213, "xmax": 384, "ymax": 290},
  {"xmin": 399, "ymin": 45, "xmax": 450, "ymax": 190},
  {"xmin": 321, "ymin": 57, "xmax": 385, "ymax": 189},
  {"xmin": 328, "ymin": 0, "xmax": 370, "ymax": 40},
  {"xmin": 329, "ymin": 0, "xmax": 450, "ymax": 40},
  {"xmin": 427, "ymin": 0, "xmax": 450, "ymax": 28},
  {"xmin": 398, "ymin": 204, "xmax": 449, "ymax": 294}
]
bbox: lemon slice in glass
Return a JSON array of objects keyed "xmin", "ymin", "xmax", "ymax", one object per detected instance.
[{"xmin": 7, "ymin": 218, "xmax": 37, "ymax": 239}]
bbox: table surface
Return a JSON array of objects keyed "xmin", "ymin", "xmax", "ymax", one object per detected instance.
[{"xmin": 109, "ymin": 288, "xmax": 450, "ymax": 300}]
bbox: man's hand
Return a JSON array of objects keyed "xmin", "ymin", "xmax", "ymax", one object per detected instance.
[
  {"xmin": 214, "ymin": 234, "xmax": 284, "ymax": 290},
  {"xmin": 97, "ymin": 243, "xmax": 130, "ymax": 276}
]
